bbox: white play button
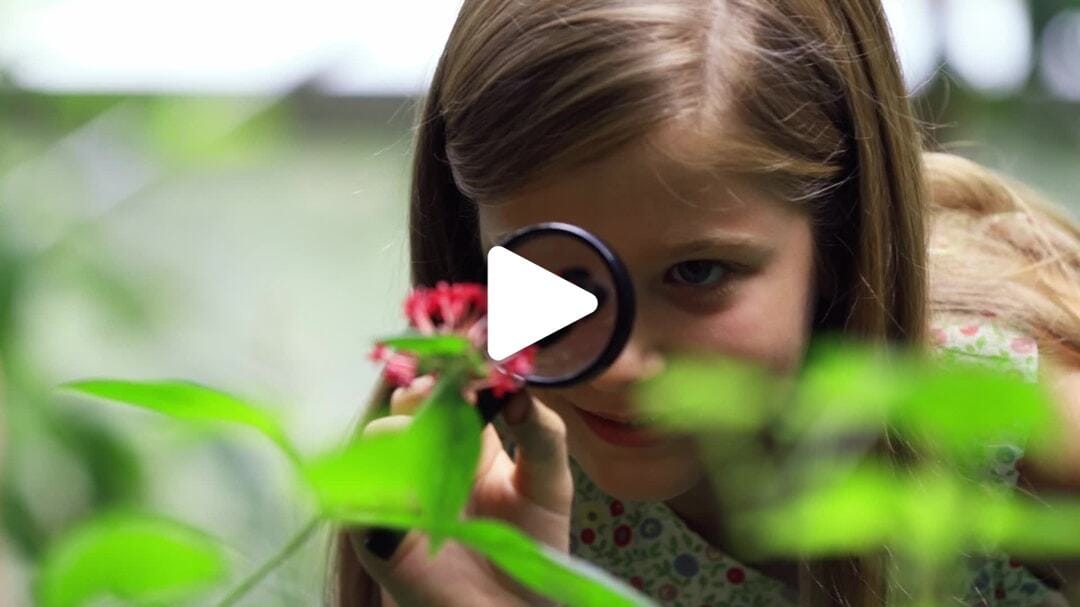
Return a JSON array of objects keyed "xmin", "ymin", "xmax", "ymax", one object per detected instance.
[{"xmin": 486, "ymin": 246, "xmax": 599, "ymax": 361}]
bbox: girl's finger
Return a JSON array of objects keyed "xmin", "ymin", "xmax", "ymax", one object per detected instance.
[
  {"xmin": 389, "ymin": 374, "xmax": 437, "ymax": 416},
  {"xmin": 361, "ymin": 414, "xmax": 413, "ymax": 438},
  {"xmin": 498, "ymin": 391, "xmax": 573, "ymax": 517},
  {"xmin": 473, "ymin": 418, "xmax": 511, "ymax": 484},
  {"xmin": 348, "ymin": 526, "xmax": 429, "ymax": 605}
]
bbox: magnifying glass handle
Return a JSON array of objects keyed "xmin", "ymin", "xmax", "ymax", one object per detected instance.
[{"xmin": 356, "ymin": 386, "xmax": 512, "ymax": 561}]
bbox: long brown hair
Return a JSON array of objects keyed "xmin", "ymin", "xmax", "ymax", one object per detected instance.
[
  {"xmin": 926, "ymin": 152, "xmax": 1080, "ymax": 367},
  {"xmin": 330, "ymin": 1, "xmax": 1080, "ymax": 605}
]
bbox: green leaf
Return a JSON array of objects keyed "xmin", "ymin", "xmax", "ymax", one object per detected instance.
[
  {"xmin": 743, "ymin": 458, "xmax": 1080, "ymax": 567},
  {"xmin": 2, "ymin": 476, "xmax": 47, "ymax": 559},
  {"xmin": 451, "ymin": 519, "xmax": 652, "ymax": 607},
  {"xmin": 785, "ymin": 343, "xmax": 907, "ymax": 439},
  {"xmin": 897, "ymin": 468, "xmax": 1080, "ymax": 564},
  {"xmin": 329, "ymin": 510, "xmax": 651, "ymax": 607},
  {"xmin": 36, "ymin": 513, "xmax": 227, "ymax": 607},
  {"xmin": 377, "ymin": 334, "xmax": 472, "ymax": 357},
  {"xmin": 329, "ymin": 509, "xmax": 426, "ymax": 532},
  {"xmin": 896, "ymin": 361, "xmax": 1054, "ymax": 464},
  {"xmin": 742, "ymin": 464, "xmax": 898, "ymax": 556},
  {"xmin": 60, "ymin": 379, "xmax": 299, "ymax": 465},
  {"xmin": 634, "ymin": 355, "xmax": 781, "ymax": 433},
  {"xmin": 895, "ymin": 469, "xmax": 967, "ymax": 566},
  {"xmin": 410, "ymin": 369, "xmax": 482, "ymax": 550},
  {"xmin": 51, "ymin": 250, "xmax": 154, "ymax": 332},
  {"xmin": 973, "ymin": 492, "xmax": 1080, "ymax": 558},
  {"xmin": 306, "ymin": 366, "xmax": 481, "ymax": 544},
  {"xmin": 47, "ymin": 409, "xmax": 143, "ymax": 507},
  {"xmin": 305, "ymin": 430, "xmax": 422, "ymax": 517}
]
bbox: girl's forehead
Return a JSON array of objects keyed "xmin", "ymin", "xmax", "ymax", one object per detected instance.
[{"xmin": 475, "ymin": 134, "xmax": 799, "ymax": 254}]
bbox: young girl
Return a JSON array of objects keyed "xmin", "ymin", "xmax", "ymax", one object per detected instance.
[{"xmin": 333, "ymin": 0, "xmax": 1080, "ymax": 605}]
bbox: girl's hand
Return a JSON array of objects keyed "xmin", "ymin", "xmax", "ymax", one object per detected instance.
[{"xmin": 351, "ymin": 374, "xmax": 574, "ymax": 607}]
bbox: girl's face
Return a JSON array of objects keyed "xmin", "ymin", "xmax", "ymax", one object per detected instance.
[{"xmin": 476, "ymin": 128, "xmax": 817, "ymax": 502}]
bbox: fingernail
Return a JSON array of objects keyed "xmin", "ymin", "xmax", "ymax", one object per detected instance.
[{"xmin": 363, "ymin": 528, "xmax": 402, "ymax": 560}]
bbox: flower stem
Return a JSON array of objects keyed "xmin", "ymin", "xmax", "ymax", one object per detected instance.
[{"xmin": 215, "ymin": 516, "xmax": 323, "ymax": 607}]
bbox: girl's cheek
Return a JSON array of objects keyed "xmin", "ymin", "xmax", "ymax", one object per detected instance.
[
  {"xmin": 690, "ymin": 270, "xmax": 814, "ymax": 372},
  {"xmin": 663, "ymin": 301, "xmax": 810, "ymax": 375}
]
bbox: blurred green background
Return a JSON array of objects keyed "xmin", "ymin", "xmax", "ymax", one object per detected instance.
[{"xmin": 1, "ymin": 0, "xmax": 1078, "ymax": 604}]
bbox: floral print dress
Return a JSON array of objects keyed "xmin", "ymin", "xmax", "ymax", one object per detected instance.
[{"xmin": 559, "ymin": 314, "xmax": 1068, "ymax": 607}]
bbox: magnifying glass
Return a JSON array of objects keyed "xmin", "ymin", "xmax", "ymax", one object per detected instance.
[
  {"xmin": 362, "ymin": 222, "xmax": 635, "ymax": 559},
  {"xmin": 482, "ymin": 219, "xmax": 636, "ymax": 386}
]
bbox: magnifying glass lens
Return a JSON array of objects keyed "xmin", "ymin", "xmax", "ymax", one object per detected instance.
[{"xmin": 506, "ymin": 232, "xmax": 620, "ymax": 382}]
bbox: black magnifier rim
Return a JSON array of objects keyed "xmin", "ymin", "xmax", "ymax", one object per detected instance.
[{"xmin": 495, "ymin": 222, "xmax": 635, "ymax": 388}]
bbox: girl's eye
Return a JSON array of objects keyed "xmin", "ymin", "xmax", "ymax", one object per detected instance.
[{"xmin": 664, "ymin": 260, "xmax": 731, "ymax": 288}]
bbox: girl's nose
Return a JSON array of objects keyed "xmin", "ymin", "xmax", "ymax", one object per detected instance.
[{"xmin": 588, "ymin": 336, "xmax": 665, "ymax": 393}]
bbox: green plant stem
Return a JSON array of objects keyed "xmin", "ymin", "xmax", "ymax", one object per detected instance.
[
  {"xmin": 272, "ymin": 436, "xmax": 305, "ymax": 471},
  {"xmin": 215, "ymin": 516, "xmax": 323, "ymax": 607}
]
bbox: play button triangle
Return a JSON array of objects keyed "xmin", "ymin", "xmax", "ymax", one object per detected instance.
[{"xmin": 486, "ymin": 246, "xmax": 599, "ymax": 361}]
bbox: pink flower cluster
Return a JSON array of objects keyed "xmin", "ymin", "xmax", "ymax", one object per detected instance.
[
  {"xmin": 404, "ymin": 281, "xmax": 488, "ymax": 339},
  {"xmin": 370, "ymin": 281, "xmax": 536, "ymax": 398},
  {"xmin": 485, "ymin": 344, "xmax": 537, "ymax": 398},
  {"xmin": 368, "ymin": 342, "xmax": 416, "ymax": 386}
]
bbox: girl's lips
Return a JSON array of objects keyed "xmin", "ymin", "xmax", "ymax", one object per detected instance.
[
  {"xmin": 582, "ymin": 409, "xmax": 652, "ymax": 424},
  {"xmin": 574, "ymin": 407, "xmax": 666, "ymax": 448}
]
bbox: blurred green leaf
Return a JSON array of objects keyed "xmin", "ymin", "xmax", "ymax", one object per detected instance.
[
  {"xmin": 635, "ymin": 355, "xmax": 781, "ymax": 433},
  {"xmin": 897, "ymin": 469, "xmax": 1080, "ymax": 564},
  {"xmin": 2, "ymin": 476, "xmax": 47, "ymax": 559},
  {"xmin": 36, "ymin": 513, "xmax": 227, "ymax": 607},
  {"xmin": 306, "ymin": 368, "xmax": 480, "ymax": 537},
  {"xmin": 377, "ymin": 334, "xmax": 473, "ymax": 357},
  {"xmin": 896, "ymin": 469, "xmax": 967, "ymax": 566},
  {"xmin": 332, "ymin": 509, "xmax": 426, "ymax": 532},
  {"xmin": 0, "ymin": 240, "xmax": 28, "ymax": 348},
  {"xmin": 410, "ymin": 369, "xmax": 482, "ymax": 551},
  {"xmin": 451, "ymin": 519, "xmax": 652, "ymax": 607},
  {"xmin": 743, "ymin": 464, "xmax": 898, "ymax": 556},
  {"xmin": 55, "ymin": 251, "xmax": 154, "ymax": 332},
  {"xmin": 305, "ymin": 430, "xmax": 421, "ymax": 516},
  {"xmin": 897, "ymin": 361, "xmax": 1054, "ymax": 464},
  {"xmin": 785, "ymin": 343, "xmax": 907, "ymax": 438},
  {"xmin": 745, "ymin": 458, "xmax": 1080, "ymax": 568},
  {"xmin": 60, "ymin": 379, "xmax": 299, "ymax": 465},
  {"xmin": 330, "ymin": 509, "xmax": 651, "ymax": 607},
  {"xmin": 47, "ymin": 409, "xmax": 143, "ymax": 507},
  {"xmin": 974, "ymin": 492, "xmax": 1080, "ymax": 558},
  {"xmin": 311, "ymin": 364, "xmax": 667, "ymax": 604}
]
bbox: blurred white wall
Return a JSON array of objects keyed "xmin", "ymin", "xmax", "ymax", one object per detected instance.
[{"xmin": 3, "ymin": 0, "xmax": 1078, "ymax": 99}]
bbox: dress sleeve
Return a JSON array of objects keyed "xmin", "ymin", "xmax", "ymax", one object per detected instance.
[{"xmin": 929, "ymin": 311, "xmax": 1039, "ymax": 380}]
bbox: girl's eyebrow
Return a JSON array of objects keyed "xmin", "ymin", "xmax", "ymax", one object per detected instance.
[{"xmin": 662, "ymin": 233, "xmax": 774, "ymax": 263}]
